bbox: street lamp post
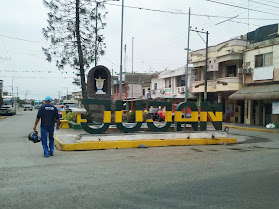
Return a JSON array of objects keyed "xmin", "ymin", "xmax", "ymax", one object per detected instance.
[
  {"xmin": 132, "ymin": 37, "xmax": 134, "ymax": 100},
  {"xmin": 119, "ymin": 0, "xmax": 124, "ymax": 100}
]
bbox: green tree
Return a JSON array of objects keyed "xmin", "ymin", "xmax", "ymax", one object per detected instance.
[
  {"xmin": 17, "ymin": 97, "xmax": 25, "ymax": 107},
  {"xmin": 42, "ymin": 0, "xmax": 107, "ymax": 100},
  {"xmin": 0, "ymin": 93, "xmax": 3, "ymax": 107}
]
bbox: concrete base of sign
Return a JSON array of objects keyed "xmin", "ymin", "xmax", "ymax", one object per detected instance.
[{"xmin": 54, "ymin": 130, "xmax": 236, "ymax": 151}]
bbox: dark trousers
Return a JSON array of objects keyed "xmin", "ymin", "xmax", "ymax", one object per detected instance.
[
  {"xmin": 41, "ymin": 126, "xmax": 54, "ymax": 156},
  {"xmin": 226, "ymin": 115, "xmax": 230, "ymax": 123}
]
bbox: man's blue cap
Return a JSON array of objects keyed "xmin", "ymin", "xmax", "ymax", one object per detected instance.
[{"xmin": 45, "ymin": 96, "xmax": 52, "ymax": 102}]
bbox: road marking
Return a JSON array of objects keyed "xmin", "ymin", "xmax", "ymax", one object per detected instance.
[{"xmin": 223, "ymin": 125, "xmax": 278, "ymax": 134}]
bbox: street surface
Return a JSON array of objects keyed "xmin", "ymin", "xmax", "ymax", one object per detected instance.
[{"xmin": 1, "ymin": 110, "xmax": 279, "ymax": 209}]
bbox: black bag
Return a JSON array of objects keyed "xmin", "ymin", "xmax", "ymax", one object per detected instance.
[{"xmin": 28, "ymin": 131, "xmax": 41, "ymax": 143}]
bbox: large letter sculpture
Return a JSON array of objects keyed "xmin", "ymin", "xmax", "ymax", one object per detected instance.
[
  {"xmin": 115, "ymin": 100, "xmax": 143, "ymax": 133},
  {"xmin": 174, "ymin": 102, "xmax": 199, "ymax": 131},
  {"xmin": 80, "ymin": 99, "xmax": 111, "ymax": 134},
  {"xmin": 200, "ymin": 102, "xmax": 222, "ymax": 131},
  {"xmin": 79, "ymin": 99, "xmax": 223, "ymax": 134},
  {"xmin": 146, "ymin": 101, "xmax": 172, "ymax": 132}
]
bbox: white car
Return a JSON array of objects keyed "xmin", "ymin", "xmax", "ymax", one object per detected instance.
[{"xmin": 24, "ymin": 104, "xmax": 33, "ymax": 111}]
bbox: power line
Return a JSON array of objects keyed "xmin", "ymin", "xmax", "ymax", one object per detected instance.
[
  {"xmin": 105, "ymin": 2, "xmax": 279, "ymax": 20},
  {"xmin": 261, "ymin": 0, "xmax": 279, "ymax": 6},
  {"xmin": 205, "ymin": 0, "xmax": 279, "ymax": 16},
  {"xmin": 250, "ymin": 0, "xmax": 279, "ymax": 10},
  {"xmin": 0, "ymin": 34, "xmax": 47, "ymax": 44}
]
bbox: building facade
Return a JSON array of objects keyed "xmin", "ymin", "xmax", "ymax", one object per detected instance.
[
  {"xmin": 146, "ymin": 67, "xmax": 194, "ymax": 101},
  {"xmin": 230, "ymin": 36, "xmax": 279, "ymax": 126},
  {"xmin": 113, "ymin": 73, "xmax": 152, "ymax": 101},
  {"xmin": 190, "ymin": 38, "xmax": 248, "ymax": 122}
]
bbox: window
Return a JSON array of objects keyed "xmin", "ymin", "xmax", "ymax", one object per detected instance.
[
  {"xmin": 142, "ymin": 88, "xmax": 145, "ymax": 96},
  {"xmin": 176, "ymin": 76, "xmax": 185, "ymax": 87},
  {"xmin": 255, "ymin": 53, "xmax": 273, "ymax": 67},
  {"xmin": 255, "ymin": 54, "xmax": 263, "ymax": 67},
  {"xmin": 165, "ymin": 78, "xmax": 171, "ymax": 88},
  {"xmin": 207, "ymin": 71, "xmax": 214, "ymax": 80},
  {"xmin": 264, "ymin": 52, "xmax": 273, "ymax": 66},
  {"xmin": 154, "ymin": 83, "xmax": 158, "ymax": 90},
  {"xmin": 194, "ymin": 69, "xmax": 201, "ymax": 81},
  {"xmin": 227, "ymin": 65, "xmax": 237, "ymax": 77}
]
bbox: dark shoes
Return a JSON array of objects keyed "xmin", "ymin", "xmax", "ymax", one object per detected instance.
[{"xmin": 50, "ymin": 153, "xmax": 53, "ymax": 156}]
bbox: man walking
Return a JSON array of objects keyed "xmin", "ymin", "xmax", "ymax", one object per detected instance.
[
  {"xmin": 33, "ymin": 96, "xmax": 60, "ymax": 157},
  {"xmin": 226, "ymin": 107, "xmax": 231, "ymax": 123}
]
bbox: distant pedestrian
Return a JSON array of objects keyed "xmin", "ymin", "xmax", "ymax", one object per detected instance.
[
  {"xmin": 226, "ymin": 107, "xmax": 231, "ymax": 123},
  {"xmin": 33, "ymin": 96, "xmax": 60, "ymax": 157}
]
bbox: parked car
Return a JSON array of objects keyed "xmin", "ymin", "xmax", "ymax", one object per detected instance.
[
  {"xmin": 24, "ymin": 104, "xmax": 33, "ymax": 111},
  {"xmin": 148, "ymin": 107, "xmax": 159, "ymax": 120}
]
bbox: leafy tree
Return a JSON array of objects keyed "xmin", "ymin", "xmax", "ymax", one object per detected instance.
[
  {"xmin": 17, "ymin": 97, "xmax": 25, "ymax": 107},
  {"xmin": 0, "ymin": 93, "xmax": 3, "ymax": 107},
  {"xmin": 42, "ymin": 0, "xmax": 107, "ymax": 100}
]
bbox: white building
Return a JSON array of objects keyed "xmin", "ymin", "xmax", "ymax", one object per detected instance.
[{"xmin": 147, "ymin": 67, "xmax": 194, "ymax": 101}]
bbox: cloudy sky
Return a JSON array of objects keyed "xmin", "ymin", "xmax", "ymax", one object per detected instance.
[{"xmin": 0, "ymin": 0, "xmax": 278, "ymax": 99}]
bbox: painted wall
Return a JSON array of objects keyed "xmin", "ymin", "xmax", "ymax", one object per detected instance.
[
  {"xmin": 150, "ymin": 76, "xmax": 164, "ymax": 99},
  {"xmin": 126, "ymin": 84, "xmax": 143, "ymax": 99},
  {"xmin": 244, "ymin": 41, "xmax": 279, "ymax": 84}
]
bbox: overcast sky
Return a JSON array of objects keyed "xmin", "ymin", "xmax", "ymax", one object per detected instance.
[{"xmin": 0, "ymin": 0, "xmax": 278, "ymax": 100}]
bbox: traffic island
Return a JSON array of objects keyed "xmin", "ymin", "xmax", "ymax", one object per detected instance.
[{"xmin": 54, "ymin": 131, "xmax": 236, "ymax": 151}]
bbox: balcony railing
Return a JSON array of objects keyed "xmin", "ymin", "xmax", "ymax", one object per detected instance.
[
  {"xmin": 191, "ymin": 80, "xmax": 216, "ymax": 93},
  {"xmin": 216, "ymin": 77, "xmax": 243, "ymax": 92},
  {"xmin": 191, "ymin": 77, "xmax": 243, "ymax": 93}
]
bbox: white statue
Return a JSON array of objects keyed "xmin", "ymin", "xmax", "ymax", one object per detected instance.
[{"xmin": 95, "ymin": 76, "xmax": 106, "ymax": 94}]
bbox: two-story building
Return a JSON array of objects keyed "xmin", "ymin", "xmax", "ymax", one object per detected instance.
[
  {"xmin": 113, "ymin": 72, "xmax": 152, "ymax": 101},
  {"xmin": 146, "ymin": 67, "xmax": 194, "ymax": 101},
  {"xmin": 190, "ymin": 38, "xmax": 248, "ymax": 122},
  {"xmin": 229, "ymin": 24, "xmax": 279, "ymax": 126}
]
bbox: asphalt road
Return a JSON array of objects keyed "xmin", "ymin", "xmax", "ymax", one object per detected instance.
[{"xmin": 0, "ymin": 110, "xmax": 279, "ymax": 209}]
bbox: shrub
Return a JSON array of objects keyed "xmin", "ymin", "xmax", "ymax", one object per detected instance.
[
  {"xmin": 65, "ymin": 112, "xmax": 77, "ymax": 123},
  {"xmin": 127, "ymin": 110, "xmax": 135, "ymax": 123},
  {"xmin": 143, "ymin": 110, "xmax": 148, "ymax": 122}
]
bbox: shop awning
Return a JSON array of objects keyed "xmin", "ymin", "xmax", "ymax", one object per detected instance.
[{"xmin": 229, "ymin": 83, "xmax": 279, "ymax": 100}]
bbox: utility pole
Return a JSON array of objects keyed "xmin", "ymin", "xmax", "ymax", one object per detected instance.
[
  {"xmin": 111, "ymin": 69, "xmax": 114, "ymax": 97},
  {"xmin": 204, "ymin": 31, "xmax": 209, "ymax": 102},
  {"xmin": 16, "ymin": 87, "xmax": 18, "ymax": 99},
  {"xmin": 119, "ymin": 0, "xmax": 124, "ymax": 100},
  {"xmin": 25, "ymin": 90, "xmax": 28, "ymax": 103},
  {"xmin": 11, "ymin": 77, "xmax": 13, "ymax": 96},
  {"xmin": 185, "ymin": 8, "xmax": 190, "ymax": 103},
  {"xmin": 183, "ymin": 8, "xmax": 191, "ymax": 131},
  {"xmin": 190, "ymin": 28, "xmax": 209, "ymax": 102},
  {"xmin": 67, "ymin": 88, "xmax": 69, "ymax": 100},
  {"xmin": 58, "ymin": 91, "xmax": 61, "ymax": 101},
  {"xmin": 132, "ymin": 37, "xmax": 134, "ymax": 100}
]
